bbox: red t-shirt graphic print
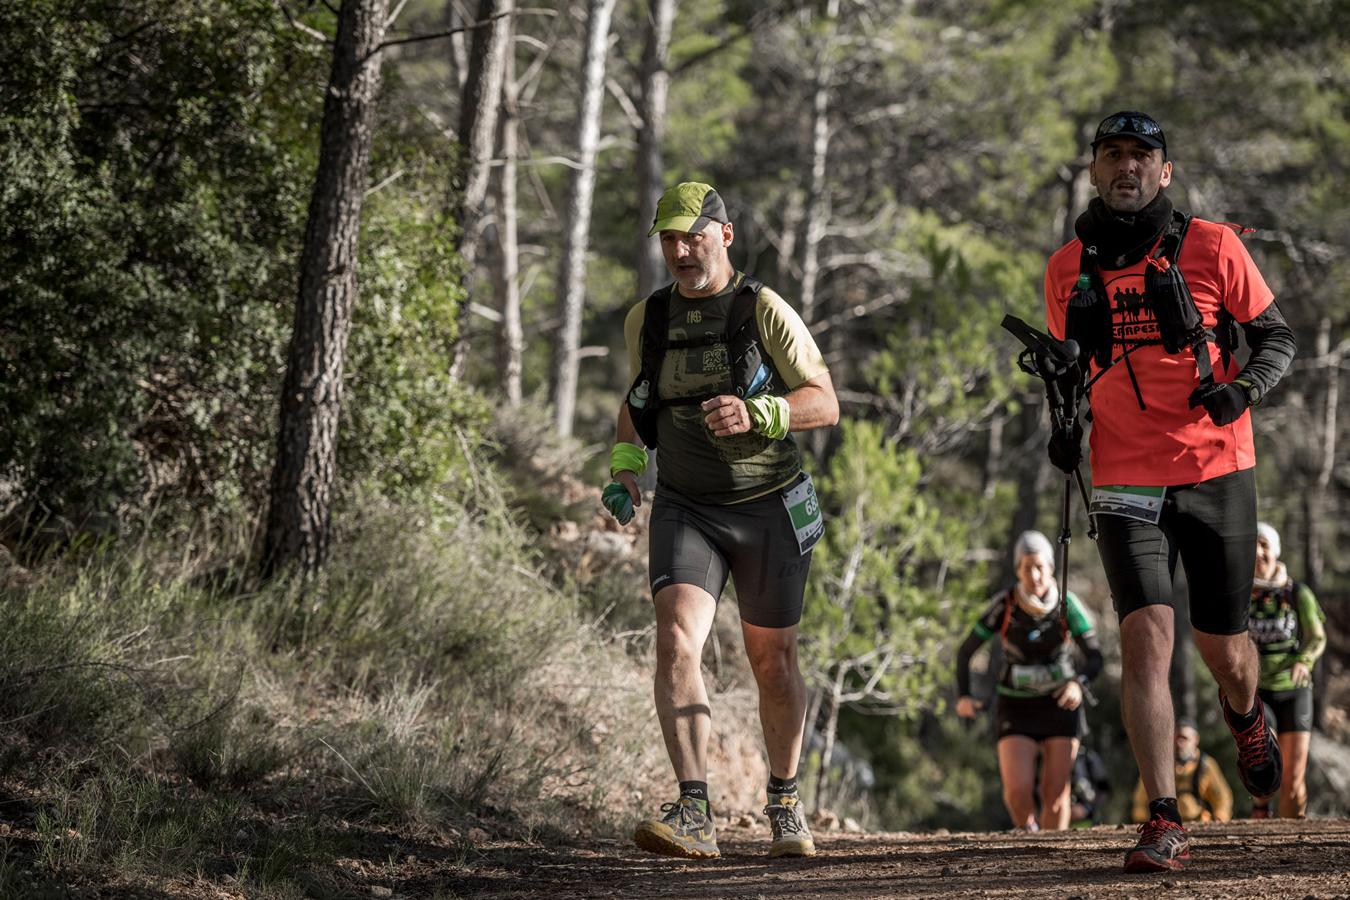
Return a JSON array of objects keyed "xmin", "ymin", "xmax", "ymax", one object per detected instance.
[{"xmin": 1045, "ymin": 218, "xmax": 1274, "ymax": 486}]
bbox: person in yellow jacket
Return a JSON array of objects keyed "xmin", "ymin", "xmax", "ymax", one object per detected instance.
[{"xmin": 1132, "ymin": 718, "xmax": 1233, "ymax": 823}]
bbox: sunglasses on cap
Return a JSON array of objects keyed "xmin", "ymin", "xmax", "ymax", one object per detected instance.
[{"xmin": 1092, "ymin": 112, "xmax": 1166, "ymax": 151}]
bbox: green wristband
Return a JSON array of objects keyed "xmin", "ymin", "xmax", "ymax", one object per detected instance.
[
  {"xmin": 745, "ymin": 395, "xmax": 790, "ymax": 440},
  {"xmin": 610, "ymin": 442, "xmax": 649, "ymax": 478}
]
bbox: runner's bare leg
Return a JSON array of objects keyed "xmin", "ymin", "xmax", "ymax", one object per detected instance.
[
  {"xmin": 1278, "ymin": 731, "xmax": 1311, "ymax": 817},
  {"xmin": 1039, "ymin": 737, "xmax": 1080, "ymax": 830},
  {"xmin": 1121, "ymin": 605, "xmax": 1177, "ymax": 800},
  {"xmin": 1193, "ymin": 629, "xmax": 1259, "ymax": 714},
  {"xmin": 997, "ymin": 736, "xmax": 1040, "ymax": 828},
  {"xmin": 653, "ymin": 584, "xmax": 718, "ymax": 781},
  {"xmin": 741, "ymin": 620, "xmax": 807, "ymax": 780}
]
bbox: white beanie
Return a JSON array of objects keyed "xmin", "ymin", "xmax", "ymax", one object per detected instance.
[
  {"xmin": 1014, "ymin": 530, "xmax": 1056, "ymax": 568},
  {"xmin": 1257, "ymin": 522, "xmax": 1281, "ymax": 560}
]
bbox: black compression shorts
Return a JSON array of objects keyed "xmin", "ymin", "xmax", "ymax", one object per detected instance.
[
  {"xmin": 1095, "ymin": 467, "xmax": 1257, "ymax": 635},
  {"xmin": 995, "ymin": 693, "xmax": 1084, "ymax": 741},
  {"xmin": 647, "ymin": 477, "xmax": 816, "ymax": 629},
  {"xmin": 1259, "ymin": 687, "xmax": 1314, "ymax": 734}
]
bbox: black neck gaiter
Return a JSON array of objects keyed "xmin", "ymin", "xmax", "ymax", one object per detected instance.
[{"xmin": 1074, "ymin": 191, "xmax": 1174, "ymax": 269}]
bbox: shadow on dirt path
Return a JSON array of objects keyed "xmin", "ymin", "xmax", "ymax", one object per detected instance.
[{"xmin": 444, "ymin": 818, "xmax": 1350, "ymax": 898}]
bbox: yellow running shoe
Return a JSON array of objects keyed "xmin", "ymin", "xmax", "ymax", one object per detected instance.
[
  {"xmin": 764, "ymin": 792, "xmax": 816, "ymax": 858},
  {"xmin": 633, "ymin": 797, "xmax": 719, "ymax": 859}
]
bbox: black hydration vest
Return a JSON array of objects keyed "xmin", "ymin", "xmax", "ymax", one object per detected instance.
[
  {"xmin": 626, "ymin": 274, "xmax": 780, "ymax": 449},
  {"xmin": 1068, "ymin": 211, "xmax": 1240, "ymax": 410},
  {"xmin": 1249, "ymin": 580, "xmax": 1302, "ymax": 655}
]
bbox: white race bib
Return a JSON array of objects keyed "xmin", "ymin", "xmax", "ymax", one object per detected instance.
[
  {"xmin": 1090, "ymin": 484, "xmax": 1167, "ymax": 524},
  {"xmin": 781, "ymin": 473, "xmax": 824, "ymax": 556}
]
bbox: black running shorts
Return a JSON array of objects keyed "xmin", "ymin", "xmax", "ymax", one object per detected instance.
[
  {"xmin": 1095, "ymin": 467, "xmax": 1257, "ymax": 635},
  {"xmin": 647, "ymin": 478, "xmax": 815, "ymax": 629},
  {"xmin": 995, "ymin": 693, "xmax": 1084, "ymax": 741},
  {"xmin": 1259, "ymin": 687, "xmax": 1314, "ymax": 734}
]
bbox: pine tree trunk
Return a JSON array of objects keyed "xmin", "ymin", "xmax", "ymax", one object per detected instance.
[
  {"xmin": 263, "ymin": 0, "xmax": 390, "ymax": 578},
  {"xmin": 492, "ymin": 17, "xmax": 523, "ymax": 407},
  {"xmin": 450, "ymin": 0, "xmax": 513, "ymax": 378},
  {"xmin": 550, "ymin": 0, "xmax": 618, "ymax": 437},
  {"xmin": 635, "ymin": 0, "xmax": 675, "ymax": 299},
  {"xmin": 814, "ymin": 666, "xmax": 844, "ymax": 811},
  {"xmin": 1308, "ymin": 316, "xmax": 1336, "ymax": 729},
  {"xmin": 798, "ymin": 0, "xmax": 839, "ymax": 325}
]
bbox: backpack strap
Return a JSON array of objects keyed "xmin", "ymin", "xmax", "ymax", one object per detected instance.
[
  {"xmin": 726, "ymin": 275, "xmax": 769, "ymax": 399},
  {"xmin": 1145, "ymin": 211, "xmax": 1215, "ymax": 386},
  {"xmin": 626, "ymin": 284, "xmax": 675, "ymax": 448},
  {"xmin": 1000, "ymin": 588, "xmax": 1016, "ymax": 640}
]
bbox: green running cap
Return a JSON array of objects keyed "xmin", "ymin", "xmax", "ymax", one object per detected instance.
[{"xmin": 648, "ymin": 182, "xmax": 729, "ymax": 236}]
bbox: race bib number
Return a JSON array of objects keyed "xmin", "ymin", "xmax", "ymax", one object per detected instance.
[
  {"xmin": 1010, "ymin": 663, "xmax": 1067, "ymax": 692},
  {"xmin": 781, "ymin": 473, "xmax": 824, "ymax": 556},
  {"xmin": 1089, "ymin": 484, "xmax": 1166, "ymax": 524}
]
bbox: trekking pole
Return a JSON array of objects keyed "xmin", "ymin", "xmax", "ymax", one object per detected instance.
[
  {"xmin": 1000, "ymin": 314, "xmax": 1098, "ymax": 597},
  {"xmin": 1058, "ymin": 469, "xmax": 1072, "ymax": 603}
]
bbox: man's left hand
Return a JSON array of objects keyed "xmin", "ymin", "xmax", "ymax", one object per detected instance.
[
  {"xmin": 1188, "ymin": 382, "xmax": 1248, "ymax": 426},
  {"xmin": 1292, "ymin": 662, "xmax": 1312, "ymax": 687},
  {"xmin": 1055, "ymin": 680, "xmax": 1084, "ymax": 711},
  {"xmin": 701, "ymin": 395, "xmax": 751, "ymax": 436}
]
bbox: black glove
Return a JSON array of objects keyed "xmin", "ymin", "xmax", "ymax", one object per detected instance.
[
  {"xmin": 1047, "ymin": 420, "xmax": 1083, "ymax": 473},
  {"xmin": 1188, "ymin": 382, "xmax": 1248, "ymax": 426}
]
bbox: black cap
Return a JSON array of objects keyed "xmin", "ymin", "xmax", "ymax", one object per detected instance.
[{"xmin": 1091, "ymin": 110, "xmax": 1167, "ymax": 153}]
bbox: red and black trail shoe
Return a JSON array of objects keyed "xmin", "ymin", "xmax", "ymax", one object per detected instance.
[
  {"xmin": 1222, "ymin": 692, "xmax": 1283, "ymax": 800},
  {"xmin": 1124, "ymin": 815, "xmax": 1191, "ymax": 873}
]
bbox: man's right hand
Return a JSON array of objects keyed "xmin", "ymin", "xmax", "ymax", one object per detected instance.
[
  {"xmin": 1047, "ymin": 421, "xmax": 1083, "ymax": 473},
  {"xmin": 601, "ymin": 471, "xmax": 641, "ymax": 525},
  {"xmin": 955, "ymin": 696, "xmax": 982, "ymax": 719}
]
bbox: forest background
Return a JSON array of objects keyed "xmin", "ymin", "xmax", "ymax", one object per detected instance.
[{"xmin": 1, "ymin": 0, "xmax": 1348, "ymax": 895}]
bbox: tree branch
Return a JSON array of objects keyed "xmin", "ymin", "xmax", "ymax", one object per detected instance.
[
  {"xmin": 274, "ymin": 0, "xmax": 329, "ymax": 43},
  {"xmin": 377, "ymin": 10, "xmax": 512, "ymax": 51}
]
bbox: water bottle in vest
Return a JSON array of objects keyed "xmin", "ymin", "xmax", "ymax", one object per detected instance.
[{"xmin": 630, "ymin": 379, "xmax": 651, "ymax": 410}]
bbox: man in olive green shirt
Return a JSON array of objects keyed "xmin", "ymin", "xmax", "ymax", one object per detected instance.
[{"xmin": 603, "ymin": 182, "xmax": 838, "ymax": 861}]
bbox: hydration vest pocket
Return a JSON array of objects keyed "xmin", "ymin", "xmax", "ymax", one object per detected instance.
[{"xmin": 1009, "ymin": 663, "xmax": 1068, "ymax": 693}]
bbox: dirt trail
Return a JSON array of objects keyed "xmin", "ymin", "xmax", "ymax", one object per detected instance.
[{"xmin": 449, "ymin": 817, "xmax": 1350, "ymax": 898}]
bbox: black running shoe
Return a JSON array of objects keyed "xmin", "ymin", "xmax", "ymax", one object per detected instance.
[
  {"xmin": 1124, "ymin": 815, "xmax": 1191, "ymax": 873},
  {"xmin": 1222, "ymin": 692, "xmax": 1282, "ymax": 800}
]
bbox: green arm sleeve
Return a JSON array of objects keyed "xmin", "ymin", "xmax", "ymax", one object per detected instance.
[
  {"xmin": 1296, "ymin": 585, "xmax": 1327, "ymax": 668},
  {"xmin": 1065, "ymin": 591, "xmax": 1095, "ymax": 637}
]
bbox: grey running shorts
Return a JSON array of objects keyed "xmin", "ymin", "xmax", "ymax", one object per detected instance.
[
  {"xmin": 1259, "ymin": 687, "xmax": 1314, "ymax": 734},
  {"xmin": 647, "ymin": 476, "xmax": 816, "ymax": 628}
]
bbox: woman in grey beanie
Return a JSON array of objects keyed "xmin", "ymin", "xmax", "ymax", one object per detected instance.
[{"xmin": 955, "ymin": 530, "xmax": 1104, "ymax": 830}]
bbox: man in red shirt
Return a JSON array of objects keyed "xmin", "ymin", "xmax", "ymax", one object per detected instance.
[{"xmin": 1044, "ymin": 111, "xmax": 1296, "ymax": 873}]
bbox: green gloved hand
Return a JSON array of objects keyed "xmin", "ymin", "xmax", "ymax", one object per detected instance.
[
  {"xmin": 745, "ymin": 395, "xmax": 790, "ymax": 440},
  {"xmin": 602, "ymin": 481, "xmax": 634, "ymax": 525}
]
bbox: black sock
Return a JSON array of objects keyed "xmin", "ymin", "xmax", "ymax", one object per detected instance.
[
  {"xmin": 1149, "ymin": 797, "xmax": 1183, "ymax": 826},
  {"xmin": 679, "ymin": 780, "xmax": 710, "ymax": 815},
  {"xmin": 1227, "ymin": 695, "xmax": 1261, "ymax": 729},
  {"xmin": 768, "ymin": 775, "xmax": 798, "ymax": 796}
]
